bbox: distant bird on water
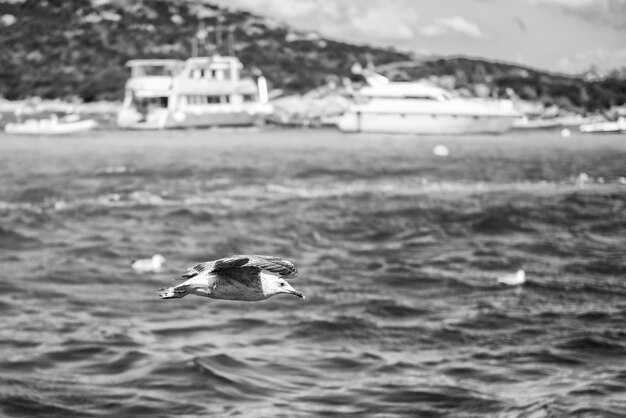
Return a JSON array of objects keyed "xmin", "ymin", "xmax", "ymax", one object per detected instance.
[
  {"xmin": 131, "ymin": 254, "xmax": 166, "ymax": 273},
  {"xmin": 497, "ymin": 269, "xmax": 526, "ymax": 286},
  {"xmin": 159, "ymin": 255, "xmax": 304, "ymax": 301}
]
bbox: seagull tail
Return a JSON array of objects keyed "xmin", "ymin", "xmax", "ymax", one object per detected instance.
[{"xmin": 158, "ymin": 284, "xmax": 190, "ymax": 299}]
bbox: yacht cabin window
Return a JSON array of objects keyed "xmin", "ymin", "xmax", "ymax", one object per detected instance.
[
  {"xmin": 186, "ymin": 95, "xmax": 231, "ymax": 105},
  {"xmin": 133, "ymin": 96, "xmax": 168, "ymax": 112},
  {"xmin": 132, "ymin": 66, "xmax": 174, "ymax": 77},
  {"xmin": 188, "ymin": 68, "xmax": 232, "ymax": 81},
  {"xmin": 372, "ymin": 95, "xmax": 439, "ymax": 100}
]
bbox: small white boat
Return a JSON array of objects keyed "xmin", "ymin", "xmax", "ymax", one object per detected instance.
[
  {"xmin": 5, "ymin": 116, "xmax": 97, "ymax": 135},
  {"xmin": 579, "ymin": 117, "xmax": 626, "ymax": 134}
]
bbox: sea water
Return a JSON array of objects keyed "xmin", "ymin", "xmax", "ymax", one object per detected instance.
[{"xmin": 0, "ymin": 128, "xmax": 625, "ymax": 417}]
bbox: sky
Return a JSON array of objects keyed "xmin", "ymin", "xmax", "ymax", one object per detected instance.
[{"xmin": 214, "ymin": 0, "xmax": 626, "ymax": 74}]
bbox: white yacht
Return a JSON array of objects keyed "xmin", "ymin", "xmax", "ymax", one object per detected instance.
[
  {"xmin": 117, "ymin": 56, "xmax": 272, "ymax": 129},
  {"xmin": 579, "ymin": 117, "xmax": 626, "ymax": 134},
  {"xmin": 338, "ymin": 74, "xmax": 519, "ymax": 135}
]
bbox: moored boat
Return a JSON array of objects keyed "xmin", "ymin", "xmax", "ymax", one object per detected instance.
[
  {"xmin": 4, "ymin": 116, "xmax": 97, "ymax": 135},
  {"xmin": 117, "ymin": 55, "xmax": 272, "ymax": 129},
  {"xmin": 338, "ymin": 73, "xmax": 519, "ymax": 135},
  {"xmin": 579, "ymin": 117, "xmax": 626, "ymax": 134}
]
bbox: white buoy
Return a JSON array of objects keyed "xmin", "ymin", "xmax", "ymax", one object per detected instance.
[
  {"xmin": 433, "ymin": 145, "xmax": 450, "ymax": 157},
  {"xmin": 560, "ymin": 128, "xmax": 571, "ymax": 138},
  {"xmin": 131, "ymin": 254, "xmax": 166, "ymax": 273},
  {"xmin": 576, "ymin": 172, "xmax": 590, "ymax": 187},
  {"xmin": 497, "ymin": 269, "xmax": 526, "ymax": 286}
]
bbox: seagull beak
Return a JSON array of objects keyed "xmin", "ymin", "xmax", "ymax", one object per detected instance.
[{"xmin": 281, "ymin": 281, "xmax": 305, "ymax": 299}]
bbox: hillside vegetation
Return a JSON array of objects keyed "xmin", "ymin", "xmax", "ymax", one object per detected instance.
[{"xmin": 0, "ymin": 0, "xmax": 624, "ymax": 112}]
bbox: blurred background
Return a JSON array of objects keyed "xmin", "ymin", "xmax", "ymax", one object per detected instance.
[{"xmin": 0, "ymin": 1, "xmax": 625, "ymax": 417}]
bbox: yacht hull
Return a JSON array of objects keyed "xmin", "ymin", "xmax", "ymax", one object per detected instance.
[
  {"xmin": 117, "ymin": 108, "xmax": 265, "ymax": 130},
  {"xmin": 338, "ymin": 111, "xmax": 517, "ymax": 135},
  {"xmin": 163, "ymin": 110, "xmax": 260, "ymax": 128},
  {"xmin": 5, "ymin": 119, "xmax": 97, "ymax": 135}
]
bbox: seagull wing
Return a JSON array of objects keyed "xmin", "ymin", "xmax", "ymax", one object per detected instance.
[
  {"xmin": 239, "ymin": 255, "xmax": 298, "ymax": 279},
  {"xmin": 181, "ymin": 255, "xmax": 247, "ymax": 279},
  {"xmin": 181, "ymin": 255, "xmax": 297, "ymax": 279}
]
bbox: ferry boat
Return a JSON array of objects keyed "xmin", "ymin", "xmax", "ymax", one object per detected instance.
[
  {"xmin": 338, "ymin": 73, "xmax": 519, "ymax": 135},
  {"xmin": 117, "ymin": 56, "xmax": 272, "ymax": 129}
]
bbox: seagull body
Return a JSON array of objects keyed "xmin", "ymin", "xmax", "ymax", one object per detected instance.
[
  {"xmin": 497, "ymin": 269, "xmax": 526, "ymax": 286},
  {"xmin": 159, "ymin": 255, "xmax": 304, "ymax": 302},
  {"xmin": 132, "ymin": 254, "xmax": 166, "ymax": 273}
]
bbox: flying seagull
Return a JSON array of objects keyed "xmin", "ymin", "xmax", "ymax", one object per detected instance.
[{"xmin": 158, "ymin": 255, "xmax": 304, "ymax": 301}]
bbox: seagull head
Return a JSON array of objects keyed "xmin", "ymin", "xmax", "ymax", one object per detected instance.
[{"xmin": 265, "ymin": 276, "xmax": 305, "ymax": 299}]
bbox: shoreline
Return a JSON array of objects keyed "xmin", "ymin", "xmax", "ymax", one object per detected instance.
[{"xmin": 1, "ymin": 96, "xmax": 623, "ymax": 132}]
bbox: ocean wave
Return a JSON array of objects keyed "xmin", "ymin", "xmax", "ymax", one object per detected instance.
[
  {"xmin": 151, "ymin": 323, "xmax": 220, "ymax": 337},
  {"xmin": 522, "ymin": 349, "xmax": 585, "ymax": 366},
  {"xmin": 191, "ymin": 353, "xmax": 297, "ymax": 400},
  {"xmin": 454, "ymin": 311, "xmax": 531, "ymax": 331},
  {"xmin": 576, "ymin": 311, "xmax": 611, "ymax": 321},
  {"xmin": 83, "ymin": 350, "xmax": 149, "ymax": 376},
  {"xmin": 0, "ymin": 394, "xmax": 89, "ymax": 418},
  {"xmin": 41, "ymin": 345, "xmax": 110, "ymax": 364},
  {"xmin": 0, "ymin": 226, "xmax": 39, "ymax": 249},
  {"xmin": 364, "ymin": 299, "xmax": 431, "ymax": 318},
  {"xmin": 293, "ymin": 167, "xmax": 361, "ymax": 180},
  {"xmin": 378, "ymin": 385, "xmax": 503, "ymax": 412},
  {"xmin": 164, "ymin": 207, "xmax": 214, "ymax": 222},
  {"xmin": 307, "ymin": 355, "xmax": 374, "ymax": 372},
  {"xmin": 556, "ymin": 334, "xmax": 626, "ymax": 356},
  {"xmin": 0, "ymin": 299, "xmax": 16, "ymax": 314},
  {"xmin": 69, "ymin": 245, "xmax": 121, "ymax": 260},
  {"xmin": 526, "ymin": 279, "xmax": 626, "ymax": 297},
  {"xmin": 12, "ymin": 187, "xmax": 61, "ymax": 203},
  {"xmin": 564, "ymin": 259, "xmax": 626, "ymax": 276},
  {"xmin": 441, "ymin": 365, "xmax": 521, "ymax": 382},
  {"xmin": 289, "ymin": 316, "xmax": 379, "ymax": 342},
  {"xmin": 472, "ymin": 205, "xmax": 537, "ymax": 234}
]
